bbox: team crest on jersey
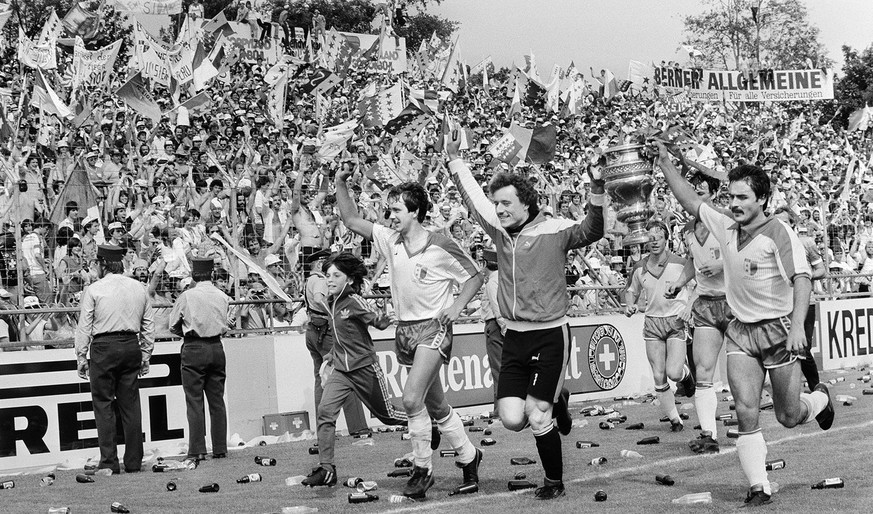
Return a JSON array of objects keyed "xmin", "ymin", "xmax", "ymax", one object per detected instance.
[
  {"xmin": 587, "ymin": 324, "xmax": 627, "ymax": 390},
  {"xmin": 414, "ymin": 264, "xmax": 428, "ymax": 281},
  {"xmin": 743, "ymin": 258, "xmax": 758, "ymax": 276},
  {"xmin": 339, "ymin": 308, "xmax": 351, "ymax": 319},
  {"xmin": 710, "ymin": 248, "xmax": 720, "ymax": 260}
]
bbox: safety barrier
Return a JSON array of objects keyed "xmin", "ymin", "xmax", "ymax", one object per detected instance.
[{"xmin": 0, "ymin": 313, "xmax": 654, "ymax": 473}]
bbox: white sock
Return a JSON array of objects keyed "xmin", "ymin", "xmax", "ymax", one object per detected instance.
[
  {"xmin": 655, "ymin": 383, "xmax": 680, "ymax": 423},
  {"xmin": 408, "ymin": 409, "xmax": 433, "ymax": 469},
  {"xmin": 695, "ymin": 383, "xmax": 718, "ymax": 439},
  {"xmin": 800, "ymin": 391, "xmax": 829, "ymax": 424},
  {"xmin": 435, "ymin": 408, "xmax": 476, "ymax": 464},
  {"xmin": 736, "ymin": 430, "xmax": 770, "ymax": 495}
]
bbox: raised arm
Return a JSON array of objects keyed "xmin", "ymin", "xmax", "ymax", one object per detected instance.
[
  {"xmin": 443, "ymin": 118, "xmax": 502, "ymax": 241},
  {"xmin": 656, "ymin": 142, "xmax": 703, "ymax": 217},
  {"xmin": 334, "ymin": 168, "xmax": 374, "ymax": 240}
]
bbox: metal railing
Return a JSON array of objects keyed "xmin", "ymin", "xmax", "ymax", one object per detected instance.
[{"xmin": 2, "ymin": 275, "xmax": 870, "ymax": 351}]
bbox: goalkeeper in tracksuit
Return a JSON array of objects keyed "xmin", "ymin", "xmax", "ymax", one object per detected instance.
[{"xmin": 444, "ymin": 119, "xmax": 605, "ymax": 500}]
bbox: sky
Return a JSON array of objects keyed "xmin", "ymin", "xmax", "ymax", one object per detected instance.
[{"xmin": 426, "ymin": 0, "xmax": 873, "ymax": 78}]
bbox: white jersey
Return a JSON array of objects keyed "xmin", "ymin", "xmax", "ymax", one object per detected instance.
[
  {"xmin": 683, "ymin": 218, "xmax": 726, "ymax": 297},
  {"xmin": 698, "ymin": 203, "xmax": 810, "ymax": 323},
  {"xmin": 628, "ymin": 253, "xmax": 689, "ymax": 318},
  {"xmin": 372, "ymin": 224, "xmax": 479, "ymax": 321}
]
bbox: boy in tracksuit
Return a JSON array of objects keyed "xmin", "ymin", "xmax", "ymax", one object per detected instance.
[{"xmin": 302, "ymin": 252, "xmax": 408, "ymax": 487}]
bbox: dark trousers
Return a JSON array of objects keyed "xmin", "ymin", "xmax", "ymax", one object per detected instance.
[
  {"xmin": 181, "ymin": 336, "xmax": 228, "ymax": 456},
  {"xmin": 305, "ymin": 318, "xmax": 368, "ymax": 433},
  {"xmin": 484, "ymin": 319, "xmax": 504, "ymax": 403},
  {"xmin": 317, "ymin": 363, "xmax": 407, "ymax": 465},
  {"xmin": 801, "ymin": 304, "xmax": 821, "ymax": 387},
  {"xmin": 89, "ymin": 335, "xmax": 143, "ymax": 473}
]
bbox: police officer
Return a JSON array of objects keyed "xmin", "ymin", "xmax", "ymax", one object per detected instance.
[
  {"xmin": 75, "ymin": 245, "xmax": 155, "ymax": 474},
  {"xmin": 170, "ymin": 258, "xmax": 230, "ymax": 461}
]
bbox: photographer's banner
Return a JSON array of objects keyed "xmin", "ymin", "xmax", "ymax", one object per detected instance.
[{"xmin": 818, "ymin": 297, "xmax": 873, "ymax": 370}]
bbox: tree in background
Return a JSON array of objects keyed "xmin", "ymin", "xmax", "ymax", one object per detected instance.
[
  {"xmin": 825, "ymin": 44, "xmax": 873, "ymax": 128},
  {"xmin": 681, "ymin": 0, "xmax": 830, "ymax": 70},
  {"xmin": 6, "ymin": 0, "xmax": 132, "ymax": 52},
  {"xmin": 395, "ymin": 11, "xmax": 457, "ymax": 51}
]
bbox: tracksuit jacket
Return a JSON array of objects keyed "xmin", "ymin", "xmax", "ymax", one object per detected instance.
[
  {"xmin": 449, "ymin": 158, "xmax": 605, "ymax": 331},
  {"xmin": 327, "ymin": 284, "xmax": 391, "ymax": 372}
]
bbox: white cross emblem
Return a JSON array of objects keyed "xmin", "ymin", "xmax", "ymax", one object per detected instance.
[
  {"xmin": 292, "ymin": 418, "xmax": 303, "ymax": 429},
  {"xmin": 599, "ymin": 343, "xmax": 616, "ymax": 371},
  {"xmin": 269, "ymin": 422, "xmax": 278, "ymax": 431}
]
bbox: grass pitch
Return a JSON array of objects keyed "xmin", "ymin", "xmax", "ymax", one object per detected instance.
[{"xmin": 4, "ymin": 368, "xmax": 871, "ymax": 513}]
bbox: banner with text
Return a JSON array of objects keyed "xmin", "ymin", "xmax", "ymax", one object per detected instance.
[
  {"xmin": 818, "ymin": 298, "xmax": 873, "ymax": 370},
  {"xmin": 72, "ymin": 37, "xmax": 122, "ymax": 92},
  {"xmin": 340, "ymin": 32, "xmax": 408, "ymax": 75},
  {"xmin": 0, "ymin": 343, "xmax": 187, "ymax": 471},
  {"xmin": 372, "ymin": 317, "xmax": 648, "ymax": 407},
  {"xmin": 132, "ymin": 22, "xmax": 171, "ymax": 86},
  {"xmin": 114, "ymin": 0, "xmax": 182, "ymax": 15},
  {"xmin": 224, "ymin": 22, "xmax": 281, "ymax": 64},
  {"xmin": 650, "ymin": 66, "xmax": 833, "ymax": 102}
]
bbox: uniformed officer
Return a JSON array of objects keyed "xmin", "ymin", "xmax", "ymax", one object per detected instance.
[
  {"xmin": 75, "ymin": 245, "xmax": 155, "ymax": 474},
  {"xmin": 169, "ymin": 258, "xmax": 231, "ymax": 461}
]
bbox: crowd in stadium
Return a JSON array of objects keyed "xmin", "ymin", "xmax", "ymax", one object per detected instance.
[{"xmin": 0, "ymin": 0, "xmax": 869, "ymax": 346}]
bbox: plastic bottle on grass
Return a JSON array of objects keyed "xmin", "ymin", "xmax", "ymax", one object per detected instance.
[
  {"xmin": 672, "ymin": 492, "xmax": 712, "ymax": 505},
  {"xmin": 281, "ymin": 507, "xmax": 318, "ymax": 514},
  {"xmin": 285, "ymin": 475, "xmax": 307, "ymax": 486},
  {"xmin": 620, "ymin": 450, "xmax": 643, "ymax": 458}
]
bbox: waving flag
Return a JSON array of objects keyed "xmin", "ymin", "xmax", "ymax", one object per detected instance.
[
  {"xmin": 32, "ymin": 69, "xmax": 73, "ymax": 119},
  {"xmin": 385, "ymin": 104, "xmax": 431, "ymax": 142},
  {"xmin": 440, "ymin": 38, "xmax": 461, "ymax": 92},
  {"xmin": 62, "ymin": 1, "xmax": 102, "ymax": 40},
  {"xmin": 300, "ymin": 67, "xmax": 340, "ymax": 95},
  {"xmin": 116, "ymin": 71, "xmax": 161, "ymax": 122},
  {"xmin": 486, "ymin": 130, "xmax": 523, "ymax": 164},
  {"xmin": 0, "ymin": 4, "xmax": 12, "ymax": 31},
  {"xmin": 358, "ymin": 82, "xmax": 403, "ymax": 128},
  {"xmin": 38, "ymin": 9, "xmax": 63, "ymax": 45},
  {"xmin": 848, "ymin": 105, "xmax": 873, "ymax": 132}
]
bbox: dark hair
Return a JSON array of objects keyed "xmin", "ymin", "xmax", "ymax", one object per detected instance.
[
  {"xmin": 65, "ymin": 201, "xmax": 79, "ymax": 215},
  {"xmin": 192, "ymin": 270, "xmax": 213, "ymax": 282},
  {"xmin": 326, "ymin": 251, "xmax": 368, "ymax": 293},
  {"xmin": 387, "ymin": 182, "xmax": 430, "ymax": 223},
  {"xmin": 99, "ymin": 260, "xmax": 125, "ymax": 274},
  {"xmin": 645, "ymin": 219, "xmax": 670, "ymax": 239},
  {"xmin": 150, "ymin": 226, "xmax": 169, "ymax": 241},
  {"xmin": 728, "ymin": 164, "xmax": 771, "ymax": 208},
  {"xmin": 689, "ymin": 173, "xmax": 721, "ymax": 197},
  {"xmin": 488, "ymin": 172, "xmax": 540, "ymax": 218},
  {"xmin": 55, "ymin": 226, "xmax": 73, "ymax": 246},
  {"xmin": 67, "ymin": 236, "xmax": 82, "ymax": 250}
]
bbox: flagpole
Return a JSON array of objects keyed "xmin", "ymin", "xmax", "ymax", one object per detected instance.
[{"xmin": 14, "ymin": 189, "xmax": 23, "ymax": 307}]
